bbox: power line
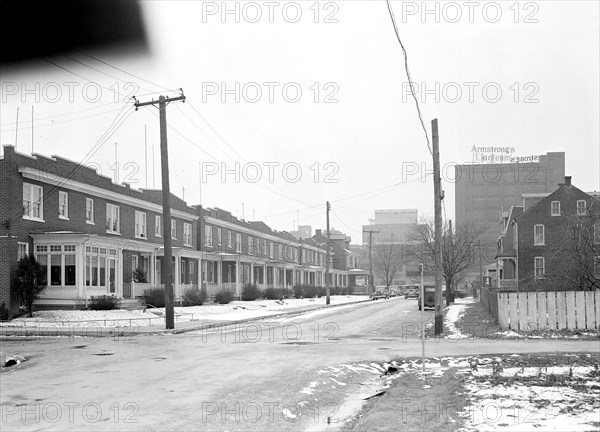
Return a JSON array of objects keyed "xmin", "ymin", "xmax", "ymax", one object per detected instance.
[{"xmin": 385, "ymin": 0, "xmax": 432, "ymax": 156}]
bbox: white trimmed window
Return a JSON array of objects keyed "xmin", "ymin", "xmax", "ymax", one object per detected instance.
[
  {"xmin": 135, "ymin": 211, "xmax": 147, "ymax": 239},
  {"xmin": 17, "ymin": 242, "xmax": 29, "ymax": 261},
  {"xmin": 534, "ymin": 224, "xmax": 544, "ymax": 246},
  {"xmin": 217, "ymin": 228, "xmax": 222, "ymax": 245},
  {"xmin": 248, "ymin": 236, "xmax": 254, "ymax": 255},
  {"xmin": 85, "ymin": 198, "xmax": 94, "ymax": 224},
  {"xmin": 263, "ymin": 239, "xmax": 267, "ymax": 255},
  {"xmin": 205, "ymin": 226, "xmax": 213, "ymax": 247},
  {"xmin": 58, "ymin": 191, "xmax": 68, "ymax": 219},
  {"xmin": 23, "ymin": 183, "xmax": 43, "ymax": 221},
  {"xmin": 155, "ymin": 215, "xmax": 162, "ymax": 237},
  {"xmin": 171, "ymin": 220, "xmax": 177, "ymax": 239},
  {"xmin": 183, "ymin": 223, "xmax": 192, "ymax": 246},
  {"xmin": 236, "ymin": 233, "xmax": 242, "ymax": 252},
  {"xmin": 577, "ymin": 200, "xmax": 587, "ymax": 216},
  {"xmin": 269, "ymin": 242, "xmax": 274, "ymax": 259},
  {"xmin": 551, "ymin": 201, "xmax": 560, "ymax": 216},
  {"xmin": 227, "ymin": 231, "xmax": 233, "ymax": 248},
  {"xmin": 106, "ymin": 203, "xmax": 120, "ymax": 234},
  {"xmin": 534, "ymin": 257, "xmax": 545, "ymax": 278},
  {"xmin": 36, "ymin": 244, "xmax": 77, "ymax": 286}
]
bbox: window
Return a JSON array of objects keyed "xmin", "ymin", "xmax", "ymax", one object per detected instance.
[
  {"xmin": 155, "ymin": 215, "xmax": 162, "ymax": 237},
  {"xmin": 58, "ymin": 191, "xmax": 68, "ymax": 219},
  {"xmin": 236, "ymin": 233, "xmax": 242, "ymax": 252},
  {"xmin": 551, "ymin": 201, "xmax": 560, "ymax": 216},
  {"xmin": 577, "ymin": 200, "xmax": 587, "ymax": 216},
  {"xmin": 35, "ymin": 244, "xmax": 76, "ymax": 287},
  {"xmin": 86, "ymin": 198, "xmax": 94, "ymax": 224},
  {"xmin": 171, "ymin": 220, "xmax": 177, "ymax": 239},
  {"xmin": 217, "ymin": 228, "xmax": 222, "ymax": 245},
  {"xmin": 277, "ymin": 244, "xmax": 282, "ymax": 260},
  {"xmin": 183, "ymin": 223, "xmax": 192, "ymax": 246},
  {"xmin": 534, "ymin": 224, "xmax": 544, "ymax": 245},
  {"xmin": 205, "ymin": 226, "xmax": 213, "ymax": 247},
  {"xmin": 106, "ymin": 203, "xmax": 120, "ymax": 234},
  {"xmin": 23, "ymin": 183, "xmax": 43, "ymax": 220},
  {"xmin": 17, "ymin": 242, "xmax": 29, "ymax": 261},
  {"xmin": 227, "ymin": 231, "xmax": 233, "ymax": 248},
  {"xmin": 263, "ymin": 239, "xmax": 267, "ymax": 255},
  {"xmin": 534, "ymin": 257, "xmax": 545, "ymax": 278},
  {"xmin": 248, "ymin": 236, "xmax": 254, "ymax": 255},
  {"xmin": 269, "ymin": 242, "xmax": 274, "ymax": 259},
  {"xmin": 135, "ymin": 211, "xmax": 147, "ymax": 239}
]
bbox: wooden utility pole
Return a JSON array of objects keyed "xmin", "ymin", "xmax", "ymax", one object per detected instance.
[
  {"xmin": 448, "ymin": 218, "xmax": 453, "ymax": 304},
  {"xmin": 363, "ymin": 228, "xmax": 379, "ymax": 295},
  {"xmin": 325, "ymin": 201, "xmax": 331, "ymax": 305},
  {"xmin": 432, "ymin": 119, "xmax": 444, "ymax": 335},
  {"xmin": 135, "ymin": 92, "xmax": 186, "ymax": 329}
]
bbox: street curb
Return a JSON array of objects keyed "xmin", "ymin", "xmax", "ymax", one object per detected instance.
[{"xmin": 0, "ymin": 297, "xmax": 384, "ymax": 339}]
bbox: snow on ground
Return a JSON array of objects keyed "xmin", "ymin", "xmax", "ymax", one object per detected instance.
[
  {"xmin": 444, "ymin": 297, "xmax": 475, "ymax": 339},
  {"xmin": 0, "ymin": 296, "xmax": 368, "ymax": 328}
]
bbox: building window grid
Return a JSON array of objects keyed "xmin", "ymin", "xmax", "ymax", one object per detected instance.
[
  {"xmin": 106, "ymin": 203, "xmax": 120, "ymax": 234},
  {"xmin": 236, "ymin": 234, "xmax": 242, "ymax": 253},
  {"xmin": 551, "ymin": 201, "xmax": 560, "ymax": 216},
  {"xmin": 86, "ymin": 198, "xmax": 94, "ymax": 224},
  {"xmin": 577, "ymin": 200, "xmax": 587, "ymax": 216},
  {"xmin": 171, "ymin": 220, "xmax": 177, "ymax": 239},
  {"xmin": 534, "ymin": 256, "xmax": 545, "ymax": 279},
  {"xmin": 248, "ymin": 236, "xmax": 254, "ymax": 255},
  {"xmin": 17, "ymin": 242, "xmax": 29, "ymax": 261},
  {"xmin": 183, "ymin": 223, "xmax": 192, "ymax": 246},
  {"xmin": 534, "ymin": 224, "xmax": 545, "ymax": 246},
  {"xmin": 35, "ymin": 244, "xmax": 77, "ymax": 287},
  {"xmin": 205, "ymin": 226, "xmax": 213, "ymax": 247},
  {"xmin": 135, "ymin": 211, "xmax": 147, "ymax": 239},
  {"xmin": 23, "ymin": 183, "xmax": 43, "ymax": 220},
  {"xmin": 155, "ymin": 215, "xmax": 162, "ymax": 237},
  {"xmin": 58, "ymin": 191, "xmax": 68, "ymax": 219},
  {"xmin": 227, "ymin": 231, "xmax": 232, "ymax": 248}
]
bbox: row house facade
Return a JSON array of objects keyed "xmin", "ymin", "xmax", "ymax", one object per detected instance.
[
  {"xmin": 1, "ymin": 145, "xmax": 357, "ymax": 317},
  {"xmin": 495, "ymin": 176, "xmax": 600, "ymax": 290}
]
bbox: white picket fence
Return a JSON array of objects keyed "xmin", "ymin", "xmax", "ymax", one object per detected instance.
[{"xmin": 494, "ymin": 290, "xmax": 600, "ymax": 331}]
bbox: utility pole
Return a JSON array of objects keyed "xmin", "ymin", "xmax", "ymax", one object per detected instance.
[
  {"xmin": 448, "ymin": 219, "xmax": 453, "ymax": 304},
  {"xmin": 420, "ymin": 262, "xmax": 425, "ymax": 373},
  {"xmin": 325, "ymin": 201, "xmax": 331, "ymax": 305},
  {"xmin": 134, "ymin": 91, "xmax": 186, "ymax": 330},
  {"xmin": 432, "ymin": 119, "xmax": 444, "ymax": 335},
  {"xmin": 363, "ymin": 228, "xmax": 379, "ymax": 295}
]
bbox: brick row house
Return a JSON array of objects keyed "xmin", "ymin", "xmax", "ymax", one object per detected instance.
[
  {"xmin": 1, "ymin": 146, "xmax": 354, "ymax": 317},
  {"xmin": 495, "ymin": 176, "xmax": 600, "ymax": 290}
]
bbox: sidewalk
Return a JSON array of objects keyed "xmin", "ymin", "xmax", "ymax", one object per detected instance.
[{"xmin": 0, "ymin": 295, "xmax": 375, "ymax": 338}]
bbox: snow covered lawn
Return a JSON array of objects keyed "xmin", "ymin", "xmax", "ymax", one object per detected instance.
[{"xmin": 1, "ymin": 295, "xmax": 369, "ymax": 328}]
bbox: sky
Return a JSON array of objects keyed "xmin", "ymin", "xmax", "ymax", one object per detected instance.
[{"xmin": 1, "ymin": 0, "xmax": 599, "ymax": 243}]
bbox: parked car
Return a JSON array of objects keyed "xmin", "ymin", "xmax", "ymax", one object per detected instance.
[
  {"xmin": 417, "ymin": 285, "xmax": 447, "ymax": 310},
  {"xmin": 370, "ymin": 285, "xmax": 390, "ymax": 300},
  {"xmin": 388, "ymin": 285, "xmax": 401, "ymax": 297},
  {"xmin": 402, "ymin": 284, "xmax": 419, "ymax": 299}
]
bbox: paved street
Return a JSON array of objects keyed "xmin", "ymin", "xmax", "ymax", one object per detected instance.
[{"xmin": 1, "ymin": 297, "xmax": 597, "ymax": 431}]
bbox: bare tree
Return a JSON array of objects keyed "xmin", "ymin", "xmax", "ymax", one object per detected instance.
[
  {"xmin": 408, "ymin": 217, "xmax": 484, "ymax": 305},
  {"xmin": 542, "ymin": 215, "xmax": 599, "ymax": 290},
  {"xmin": 372, "ymin": 233, "xmax": 404, "ymax": 287}
]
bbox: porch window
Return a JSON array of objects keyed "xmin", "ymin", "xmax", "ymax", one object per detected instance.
[
  {"xmin": 236, "ymin": 234, "xmax": 242, "ymax": 252},
  {"xmin": 534, "ymin": 257, "xmax": 545, "ymax": 278},
  {"xmin": 534, "ymin": 224, "xmax": 544, "ymax": 246},
  {"xmin": 183, "ymin": 223, "xmax": 192, "ymax": 246},
  {"xmin": 135, "ymin": 211, "xmax": 147, "ymax": 239},
  {"xmin": 50, "ymin": 245, "xmax": 62, "ymax": 285},
  {"xmin": 577, "ymin": 200, "xmax": 587, "ymax": 216},
  {"xmin": 34, "ymin": 244, "xmax": 76, "ymax": 286},
  {"xmin": 58, "ymin": 191, "xmax": 69, "ymax": 219},
  {"xmin": 106, "ymin": 203, "xmax": 120, "ymax": 234},
  {"xmin": 23, "ymin": 183, "xmax": 43, "ymax": 221},
  {"xmin": 86, "ymin": 198, "xmax": 94, "ymax": 224},
  {"xmin": 551, "ymin": 201, "xmax": 560, "ymax": 216}
]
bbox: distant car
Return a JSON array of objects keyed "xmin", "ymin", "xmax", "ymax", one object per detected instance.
[
  {"xmin": 417, "ymin": 285, "xmax": 447, "ymax": 310},
  {"xmin": 403, "ymin": 285, "xmax": 419, "ymax": 299},
  {"xmin": 388, "ymin": 285, "xmax": 401, "ymax": 297},
  {"xmin": 370, "ymin": 286, "xmax": 390, "ymax": 300}
]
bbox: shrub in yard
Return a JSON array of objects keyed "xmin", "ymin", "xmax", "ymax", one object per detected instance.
[
  {"xmin": 183, "ymin": 287, "xmax": 206, "ymax": 306},
  {"xmin": 143, "ymin": 287, "xmax": 165, "ymax": 308},
  {"xmin": 242, "ymin": 283, "xmax": 262, "ymax": 301},
  {"xmin": 279, "ymin": 287, "xmax": 293, "ymax": 299},
  {"xmin": 89, "ymin": 295, "xmax": 120, "ymax": 311},
  {"xmin": 263, "ymin": 287, "xmax": 278, "ymax": 300},
  {"xmin": 214, "ymin": 289, "xmax": 234, "ymax": 304},
  {"xmin": 303, "ymin": 285, "xmax": 318, "ymax": 298},
  {"xmin": 12, "ymin": 254, "xmax": 46, "ymax": 317},
  {"xmin": 0, "ymin": 302, "xmax": 8, "ymax": 320},
  {"xmin": 317, "ymin": 286, "xmax": 326, "ymax": 297},
  {"xmin": 293, "ymin": 284, "xmax": 303, "ymax": 299}
]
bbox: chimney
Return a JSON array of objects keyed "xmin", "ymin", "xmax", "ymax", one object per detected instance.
[
  {"xmin": 316, "ymin": 229, "xmax": 322, "ymax": 236},
  {"xmin": 564, "ymin": 176, "xmax": 572, "ymax": 186}
]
